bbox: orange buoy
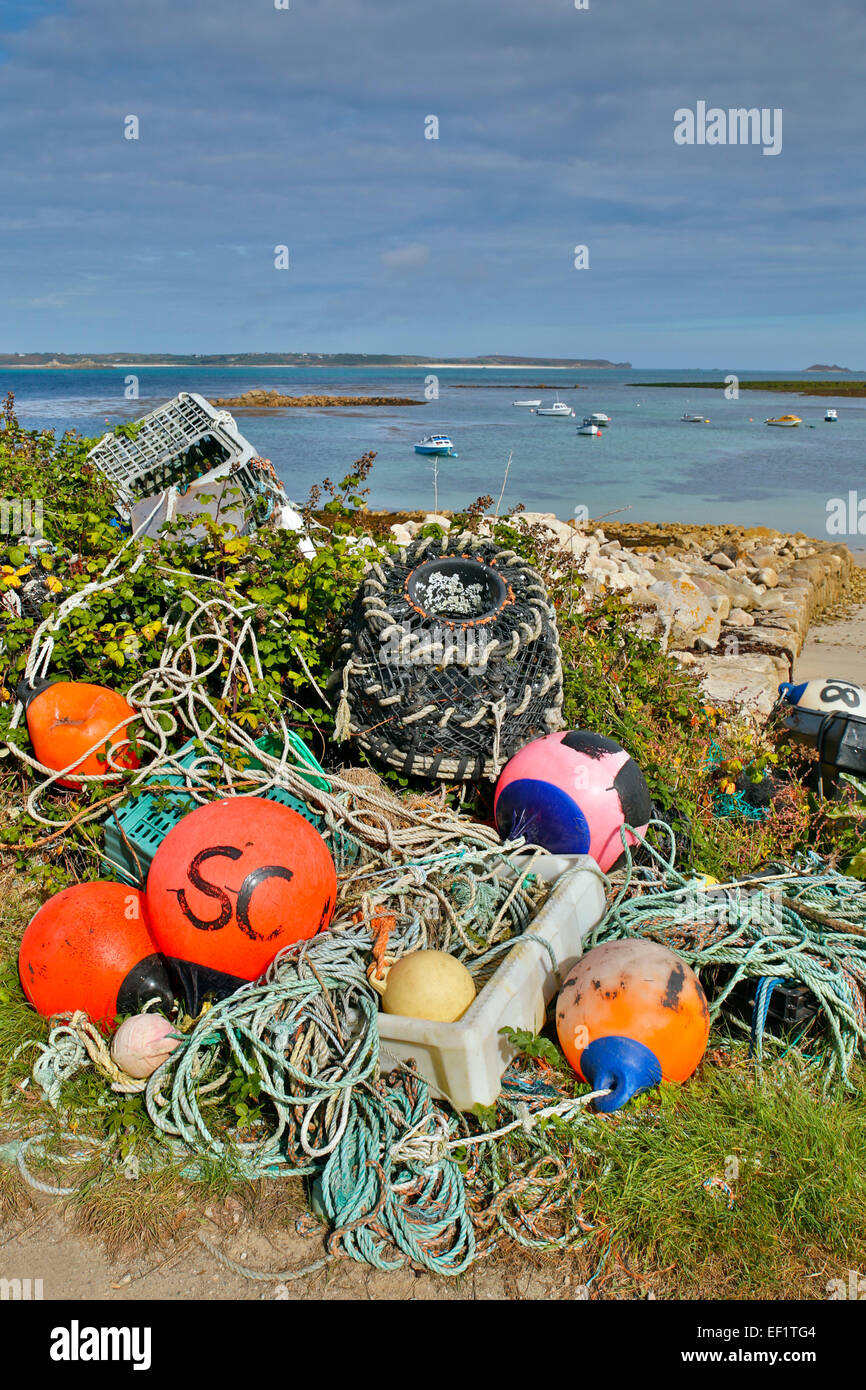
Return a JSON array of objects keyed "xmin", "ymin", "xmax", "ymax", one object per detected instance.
[
  {"xmin": 145, "ymin": 796, "xmax": 337, "ymax": 1012},
  {"xmin": 21, "ymin": 679, "xmax": 139, "ymax": 789},
  {"xmin": 556, "ymin": 938, "xmax": 710, "ymax": 1111},
  {"xmin": 19, "ymin": 882, "xmax": 173, "ymax": 1025}
]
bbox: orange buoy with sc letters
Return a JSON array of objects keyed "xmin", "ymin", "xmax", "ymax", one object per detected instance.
[
  {"xmin": 556, "ymin": 938, "xmax": 710, "ymax": 1111},
  {"xmin": 19, "ymin": 882, "xmax": 173, "ymax": 1025},
  {"xmin": 145, "ymin": 796, "xmax": 337, "ymax": 1012},
  {"xmin": 19, "ymin": 678, "xmax": 140, "ymax": 789}
]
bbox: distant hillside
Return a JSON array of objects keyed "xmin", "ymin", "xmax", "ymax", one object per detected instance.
[
  {"xmin": 0, "ymin": 351, "xmax": 631, "ymax": 369},
  {"xmin": 804, "ymin": 364, "xmax": 850, "ymax": 372}
]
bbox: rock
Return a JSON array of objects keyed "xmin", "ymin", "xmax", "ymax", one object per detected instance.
[
  {"xmin": 711, "ymin": 594, "xmax": 731, "ymax": 622},
  {"xmin": 740, "ymin": 626, "xmax": 799, "ymax": 663},
  {"xmin": 709, "ymin": 551, "xmax": 735, "ymax": 570},
  {"xmin": 390, "ymin": 524, "xmax": 415, "ymax": 546},
  {"xmin": 423, "ymin": 513, "xmax": 451, "ymax": 531},
  {"xmin": 214, "ymin": 390, "xmax": 423, "ymax": 409},
  {"xmin": 755, "ymin": 589, "xmax": 802, "ymax": 615},
  {"xmin": 727, "ymin": 608, "xmax": 755, "ymax": 627},
  {"xmin": 681, "ymin": 652, "xmax": 791, "ymax": 716},
  {"xmin": 648, "ymin": 576, "xmax": 723, "ymax": 651},
  {"xmin": 757, "ymin": 567, "xmax": 779, "ymax": 588},
  {"xmin": 747, "ymin": 546, "xmax": 780, "ymax": 566}
]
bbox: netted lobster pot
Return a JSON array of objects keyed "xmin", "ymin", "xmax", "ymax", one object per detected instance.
[{"xmin": 335, "ymin": 531, "xmax": 563, "ymax": 781}]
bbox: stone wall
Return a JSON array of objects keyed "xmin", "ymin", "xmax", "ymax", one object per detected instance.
[{"xmin": 387, "ymin": 513, "xmax": 854, "ymax": 718}]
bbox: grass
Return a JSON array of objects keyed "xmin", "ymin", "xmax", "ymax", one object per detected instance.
[
  {"xmin": 470, "ymin": 1041, "xmax": 866, "ymax": 1301},
  {"xmin": 585, "ymin": 1052, "xmax": 866, "ymax": 1299},
  {"xmin": 0, "ymin": 1163, "xmax": 33, "ymax": 1222},
  {"xmin": 68, "ymin": 1167, "xmax": 195, "ymax": 1260}
]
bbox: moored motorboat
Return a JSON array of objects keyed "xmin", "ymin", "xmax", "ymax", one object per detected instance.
[
  {"xmin": 534, "ymin": 396, "xmax": 575, "ymax": 418},
  {"xmin": 589, "ymin": 412, "xmax": 610, "ymax": 426},
  {"xmin": 512, "ymin": 399, "xmax": 541, "ymax": 408},
  {"xmin": 824, "ymin": 408, "xmax": 838, "ymax": 422},
  {"xmin": 765, "ymin": 414, "xmax": 802, "ymax": 427},
  {"xmin": 577, "ymin": 417, "xmax": 602, "ymax": 436},
  {"xmin": 681, "ymin": 412, "xmax": 707, "ymax": 422},
  {"xmin": 414, "ymin": 434, "xmax": 458, "ymax": 456}
]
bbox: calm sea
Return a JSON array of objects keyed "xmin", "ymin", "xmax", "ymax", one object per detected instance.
[{"xmin": 2, "ymin": 365, "xmax": 863, "ymax": 537}]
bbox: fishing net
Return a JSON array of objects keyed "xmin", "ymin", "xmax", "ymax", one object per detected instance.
[{"xmin": 334, "ymin": 532, "xmax": 563, "ymax": 781}]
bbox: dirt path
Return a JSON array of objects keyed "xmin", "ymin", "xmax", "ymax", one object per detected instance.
[{"xmin": 0, "ymin": 1203, "xmax": 576, "ymax": 1302}]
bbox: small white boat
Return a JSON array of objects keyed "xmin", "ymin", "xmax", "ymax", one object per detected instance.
[
  {"xmin": 513, "ymin": 399, "xmax": 541, "ymax": 408},
  {"xmin": 577, "ymin": 418, "xmax": 602, "ymax": 436},
  {"xmin": 824, "ymin": 408, "xmax": 838, "ymax": 422},
  {"xmin": 534, "ymin": 397, "xmax": 575, "ymax": 418},
  {"xmin": 681, "ymin": 412, "xmax": 707, "ymax": 423},
  {"xmin": 414, "ymin": 434, "xmax": 458, "ymax": 456},
  {"xmin": 589, "ymin": 412, "xmax": 610, "ymax": 426},
  {"xmin": 765, "ymin": 414, "xmax": 802, "ymax": 427}
]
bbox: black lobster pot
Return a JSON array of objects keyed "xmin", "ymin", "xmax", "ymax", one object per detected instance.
[{"xmin": 335, "ymin": 532, "xmax": 564, "ymax": 781}]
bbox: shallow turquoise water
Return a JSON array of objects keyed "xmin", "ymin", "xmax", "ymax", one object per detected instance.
[{"xmin": 2, "ymin": 365, "xmax": 864, "ymax": 536}]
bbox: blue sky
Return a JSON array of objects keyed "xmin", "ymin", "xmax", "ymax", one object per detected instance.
[{"xmin": 0, "ymin": 0, "xmax": 863, "ymax": 366}]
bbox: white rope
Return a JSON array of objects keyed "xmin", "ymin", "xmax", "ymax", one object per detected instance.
[{"xmin": 388, "ymin": 1088, "xmax": 612, "ymax": 1166}]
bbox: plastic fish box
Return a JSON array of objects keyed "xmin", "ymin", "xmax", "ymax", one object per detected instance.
[
  {"xmin": 101, "ymin": 733, "xmax": 346, "ymax": 887},
  {"xmin": 377, "ymin": 860, "xmax": 607, "ymax": 1111}
]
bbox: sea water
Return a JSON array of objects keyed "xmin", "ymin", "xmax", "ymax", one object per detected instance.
[{"xmin": 2, "ymin": 365, "xmax": 863, "ymax": 538}]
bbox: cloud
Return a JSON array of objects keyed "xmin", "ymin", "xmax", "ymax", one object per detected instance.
[{"xmin": 380, "ymin": 243, "xmax": 430, "ymax": 272}]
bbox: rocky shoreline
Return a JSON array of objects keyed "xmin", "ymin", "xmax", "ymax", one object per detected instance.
[
  {"xmin": 214, "ymin": 390, "xmax": 423, "ymax": 409},
  {"xmin": 381, "ymin": 511, "xmax": 854, "ymax": 717}
]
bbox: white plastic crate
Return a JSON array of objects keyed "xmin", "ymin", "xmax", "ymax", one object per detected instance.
[
  {"xmin": 87, "ymin": 393, "xmax": 258, "ymax": 520},
  {"xmin": 87, "ymin": 391, "xmax": 316, "ymax": 554},
  {"xmin": 377, "ymin": 859, "xmax": 606, "ymax": 1111}
]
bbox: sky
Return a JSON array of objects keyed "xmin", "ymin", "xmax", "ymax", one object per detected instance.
[{"xmin": 0, "ymin": 0, "xmax": 863, "ymax": 366}]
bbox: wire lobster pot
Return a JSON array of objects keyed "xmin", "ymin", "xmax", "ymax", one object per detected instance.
[{"xmin": 335, "ymin": 532, "xmax": 564, "ymax": 781}]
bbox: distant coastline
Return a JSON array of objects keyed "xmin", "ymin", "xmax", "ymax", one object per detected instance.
[{"xmin": 0, "ymin": 352, "xmax": 631, "ymax": 370}]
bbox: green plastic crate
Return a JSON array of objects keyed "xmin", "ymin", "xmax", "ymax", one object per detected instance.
[{"xmin": 101, "ymin": 733, "xmax": 345, "ymax": 887}]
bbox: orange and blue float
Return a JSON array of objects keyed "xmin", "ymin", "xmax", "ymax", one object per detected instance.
[
  {"xmin": 555, "ymin": 938, "xmax": 710, "ymax": 1111},
  {"xmin": 20, "ymin": 679, "xmax": 140, "ymax": 789},
  {"xmin": 494, "ymin": 730, "xmax": 651, "ymax": 872},
  {"xmin": 19, "ymin": 882, "xmax": 173, "ymax": 1026},
  {"xmin": 145, "ymin": 796, "xmax": 337, "ymax": 1012}
]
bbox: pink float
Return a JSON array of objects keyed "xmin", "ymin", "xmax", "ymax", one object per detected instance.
[{"xmin": 494, "ymin": 730, "xmax": 651, "ymax": 872}]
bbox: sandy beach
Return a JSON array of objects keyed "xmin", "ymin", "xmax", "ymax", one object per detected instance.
[{"xmin": 795, "ymin": 551, "xmax": 866, "ymax": 683}]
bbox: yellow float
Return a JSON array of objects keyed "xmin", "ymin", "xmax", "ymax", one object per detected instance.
[{"xmin": 372, "ymin": 950, "xmax": 476, "ymax": 1023}]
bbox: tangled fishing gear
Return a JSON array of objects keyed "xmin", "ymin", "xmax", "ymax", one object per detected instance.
[
  {"xmin": 334, "ymin": 532, "xmax": 564, "ymax": 781},
  {"xmin": 597, "ymin": 841, "xmax": 866, "ymax": 1088}
]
